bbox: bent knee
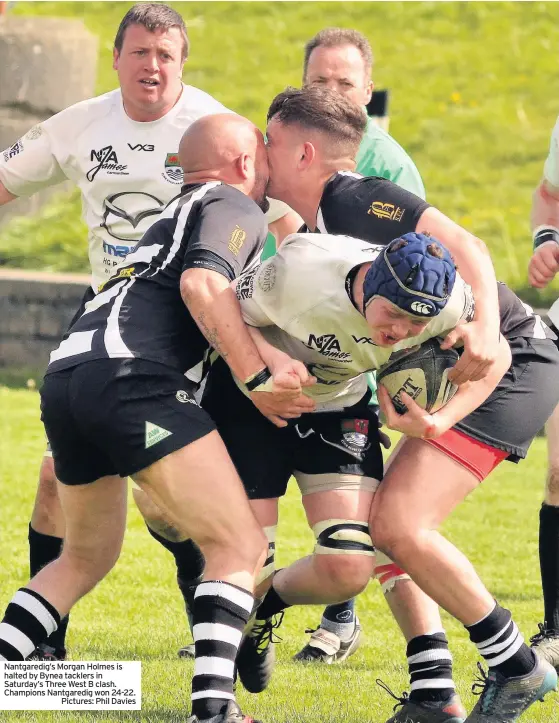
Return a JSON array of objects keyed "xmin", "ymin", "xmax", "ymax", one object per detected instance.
[
  {"xmin": 545, "ymin": 466, "xmax": 559, "ymax": 506},
  {"xmin": 315, "ymin": 554, "xmax": 374, "ymax": 598},
  {"xmin": 38, "ymin": 456, "xmax": 58, "ymax": 491}
]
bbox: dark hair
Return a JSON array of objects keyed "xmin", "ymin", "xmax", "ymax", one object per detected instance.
[
  {"xmin": 114, "ymin": 3, "xmax": 189, "ymax": 61},
  {"xmin": 267, "ymin": 86, "xmax": 367, "ymax": 157},
  {"xmin": 303, "ymin": 27, "xmax": 373, "ymax": 80}
]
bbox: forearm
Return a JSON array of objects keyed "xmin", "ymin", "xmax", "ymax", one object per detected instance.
[
  {"xmin": 432, "ymin": 336, "xmax": 512, "ymax": 434},
  {"xmin": 247, "ymin": 325, "xmax": 292, "ymax": 371},
  {"xmin": 181, "ymin": 268, "xmax": 266, "ymax": 382},
  {"xmin": 418, "ymin": 207, "xmax": 500, "ymax": 336},
  {"xmin": 0, "ymin": 180, "xmax": 17, "ymax": 206},
  {"xmin": 530, "ymin": 180, "xmax": 559, "ymax": 231}
]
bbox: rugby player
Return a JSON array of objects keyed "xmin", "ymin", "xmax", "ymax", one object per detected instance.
[
  {"xmin": 234, "ymin": 231, "xmax": 559, "ymax": 723},
  {"xmin": 527, "ymin": 114, "xmax": 559, "ymax": 670},
  {"xmin": 293, "ymin": 25, "xmax": 426, "ymax": 666},
  {"xmin": 144, "ymin": 26, "xmax": 430, "ymax": 664},
  {"xmin": 0, "ymin": 2, "xmax": 235, "ymax": 661},
  {"xmin": 0, "ymin": 113, "xmax": 314, "ymax": 723}
]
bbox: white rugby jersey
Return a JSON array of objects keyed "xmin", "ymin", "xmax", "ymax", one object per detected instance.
[
  {"xmin": 544, "ymin": 117, "xmax": 559, "ymax": 187},
  {"xmin": 0, "ymin": 85, "xmax": 230, "ymax": 289},
  {"xmin": 235, "ymin": 233, "xmax": 473, "ymax": 410}
]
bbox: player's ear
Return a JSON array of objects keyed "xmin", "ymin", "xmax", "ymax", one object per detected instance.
[
  {"xmin": 236, "ymin": 152, "xmax": 252, "ymax": 181},
  {"xmin": 113, "ymin": 47, "xmax": 120, "ymax": 71},
  {"xmin": 299, "ymin": 141, "xmax": 315, "ymax": 170},
  {"xmin": 364, "ymin": 79, "xmax": 374, "ymax": 105}
]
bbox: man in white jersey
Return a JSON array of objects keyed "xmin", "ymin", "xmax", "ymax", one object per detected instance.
[
  {"xmin": 229, "ymin": 232, "xmax": 559, "ymax": 722},
  {"xmin": 526, "ymin": 115, "xmax": 559, "ymax": 671},
  {"xmin": 0, "ymin": 2, "xmax": 274, "ymax": 661}
]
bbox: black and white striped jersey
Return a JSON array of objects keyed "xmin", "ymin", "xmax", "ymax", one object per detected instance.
[
  {"xmin": 47, "ymin": 182, "xmax": 267, "ymax": 380},
  {"xmin": 300, "ymin": 171, "xmax": 553, "ymax": 343}
]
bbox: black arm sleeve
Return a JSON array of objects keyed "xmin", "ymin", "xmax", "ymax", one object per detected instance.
[
  {"xmin": 321, "ymin": 174, "xmax": 430, "ymax": 245},
  {"xmin": 182, "ymin": 186, "xmax": 267, "ymax": 281}
]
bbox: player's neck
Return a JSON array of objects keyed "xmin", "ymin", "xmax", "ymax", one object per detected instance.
[
  {"xmin": 294, "ymin": 184, "xmax": 326, "ymax": 231},
  {"xmin": 121, "ymin": 86, "xmax": 183, "ymax": 123}
]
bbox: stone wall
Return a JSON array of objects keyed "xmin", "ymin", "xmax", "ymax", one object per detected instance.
[
  {"xmin": 0, "ymin": 268, "xmax": 89, "ymax": 380},
  {"xmin": 0, "ymin": 14, "xmax": 97, "ymax": 227}
]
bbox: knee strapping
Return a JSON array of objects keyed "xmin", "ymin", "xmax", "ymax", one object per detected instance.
[
  {"xmin": 256, "ymin": 525, "xmax": 276, "ymax": 586},
  {"xmin": 312, "ymin": 519, "xmax": 374, "ymax": 556},
  {"xmin": 374, "ymin": 550, "xmax": 410, "ymax": 593}
]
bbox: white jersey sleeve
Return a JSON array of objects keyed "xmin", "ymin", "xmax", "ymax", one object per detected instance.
[
  {"xmin": 0, "ymin": 119, "xmax": 68, "ymax": 195},
  {"xmin": 543, "ymin": 117, "xmax": 559, "ymax": 187}
]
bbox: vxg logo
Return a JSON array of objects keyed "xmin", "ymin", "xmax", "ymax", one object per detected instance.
[
  {"xmin": 352, "ymin": 335, "xmax": 373, "ymax": 344},
  {"xmin": 127, "ymin": 143, "xmax": 155, "ymax": 152},
  {"xmin": 410, "ymin": 301, "xmax": 432, "ymax": 315}
]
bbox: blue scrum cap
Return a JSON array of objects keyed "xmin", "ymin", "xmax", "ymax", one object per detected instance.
[{"xmin": 362, "ymin": 232, "xmax": 456, "ymax": 317}]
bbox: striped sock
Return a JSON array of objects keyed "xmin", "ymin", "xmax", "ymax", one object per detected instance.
[
  {"xmin": 467, "ymin": 603, "xmax": 536, "ymax": 678},
  {"xmin": 407, "ymin": 632, "xmax": 455, "ymax": 703},
  {"xmin": 191, "ymin": 580, "xmax": 254, "ymax": 720},
  {"xmin": 0, "ymin": 588, "xmax": 60, "ymax": 660}
]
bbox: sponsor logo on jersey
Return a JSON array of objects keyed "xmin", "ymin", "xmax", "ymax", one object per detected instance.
[
  {"xmin": 367, "ymin": 201, "xmax": 405, "ymax": 222},
  {"xmin": 228, "ymin": 225, "xmax": 246, "ymax": 256},
  {"xmin": 101, "ymin": 192, "xmax": 167, "ymax": 241},
  {"xmin": 236, "ymin": 270, "xmax": 255, "ymax": 300},
  {"xmin": 305, "ymin": 333, "xmax": 352, "ymax": 361},
  {"xmin": 127, "ymin": 143, "xmax": 155, "ymax": 152},
  {"xmin": 25, "ymin": 126, "xmax": 43, "ymax": 141},
  {"xmin": 87, "ymin": 146, "xmax": 128, "ymax": 181},
  {"xmin": 3, "ymin": 140, "xmax": 23, "ymax": 162},
  {"xmin": 258, "ymin": 263, "xmax": 276, "ymax": 292},
  {"xmin": 97, "ymin": 266, "xmax": 135, "ymax": 292},
  {"xmin": 163, "ymin": 152, "xmax": 183, "ymax": 184},
  {"xmin": 352, "ymin": 335, "xmax": 374, "ymax": 344}
]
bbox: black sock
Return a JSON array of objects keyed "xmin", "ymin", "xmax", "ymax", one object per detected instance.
[
  {"xmin": 255, "ymin": 581, "xmax": 291, "ymax": 620},
  {"xmin": 145, "ymin": 525, "xmax": 205, "ymax": 582},
  {"xmin": 191, "ymin": 581, "xmax": 253, "ymax": 720},
  {"xmin": 0, "ymin": 588, "xmax": 60, "ymax": 660},
  {"xmin": 28, "ymin": 525, "xmax": 67, "ymax": 653},
  {"xmin": 407, "ymin": 632, "xmax": 455, "ymax": 703},
  {"xmin": 539, "ymin": 503, "xmax": 559, "ymax": 631},
  {"xmin": 467, "ymin": 603, "xmax": 536, "ymax": 678}
]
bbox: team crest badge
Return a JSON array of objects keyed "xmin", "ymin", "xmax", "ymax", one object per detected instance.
[
  {"xmin": 163, "ymin": 152, "xmax": 183, "ymax": 184},
  {"xmin": 340, "ymin": 419, "xmax": 370, "ymax": 459}
]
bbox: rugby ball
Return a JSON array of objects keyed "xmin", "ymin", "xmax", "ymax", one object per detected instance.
[{"xmin": 377, "ymin": 338, "xmax": 459, "ymax": 414}]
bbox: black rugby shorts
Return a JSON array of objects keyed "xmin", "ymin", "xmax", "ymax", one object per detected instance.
[
  {"xmin": 41, "ymin": 358, "xmax": 215, "ymax": 485},
  {"xmin": 202, "ymin": 358, "xmax": 384, "ymax": 499}
]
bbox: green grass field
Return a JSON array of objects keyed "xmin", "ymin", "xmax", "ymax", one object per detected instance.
[
  {"xmin": 1, "ymin": 1, "xmax": 559, "ymax": 304},
  {"xmin": 1, "ymin": 385, "xmax": 558, "ymax": 722}
]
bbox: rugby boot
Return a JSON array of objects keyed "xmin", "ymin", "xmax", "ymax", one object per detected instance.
[
  {"xmin": 465, "ymin": 657, "xmax": 557, "ymax": 721},
  {"xmin": 177, "ymin": 575, "xmax": 198, "ymax": 659},
  {"xmin": 530, "ymin": 623, "xmax": 559, "ymax": 671},
  {"xmin": 186, "ymin": 700, "xmax": 261, "ymax": 723},
  {"xmin": 292, "ymin": 618, "xmax": 362, "ymax": 664},
  {"xmin": 377, "ymin": 680, "xmax": 466, "ymax": 723},
  {"xmin": 28, "ymin": 643, "xmax": 67, "ymax": 661},
  {"xmin": 235, "ymin": 612, "xmax": 284, "ymax": 693}
]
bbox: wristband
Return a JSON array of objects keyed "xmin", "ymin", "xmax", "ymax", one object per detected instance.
[
  {"xmin": 533, "ymin": 225, "xmax": 559, "ymax": 250},
  {"xmin": 245, "ymin": 367, "xmax": 273, "ymax": 392}
]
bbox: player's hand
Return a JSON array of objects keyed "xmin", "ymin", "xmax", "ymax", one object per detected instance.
[
  {"xmin": 378, "ymin": 386, "xmax": 440, "ymax": 439},
  {"xmin": 440, "ymin": 321, "xmax": 499, "ymax": 385},
  {"xmin": 378, "ymin": 423, "xmax": 392, "ymax": 450},
  {"xmin": 528, "ymin": 242, "xmax": 559, "ymax": 289},
  {"xmin": 249, "ymin": 360, "xmax": 316, "ymax": 428}
]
